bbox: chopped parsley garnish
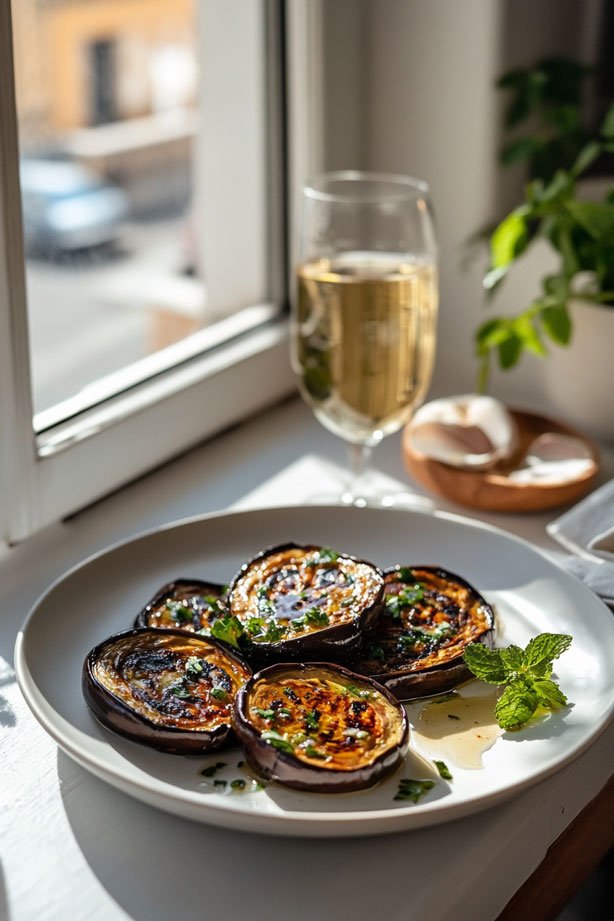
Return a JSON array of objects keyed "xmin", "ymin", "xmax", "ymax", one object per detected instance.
[
  {"xmin": 396, "ymin": 567, "xmax": 417, "ymax": 584},
  {"xmin": 230, "ymin": 779, "xmax": 246, "ymax": 791},
  {"xmin": 185, "ymin": 656, "xmax": 205, "ymax": 678},
  {"xmin": 246, "ymin": 617, "xmax": 265, "ymax": 636},
  {"xmin": 434, "ymin": 760, "xmax": 453, "ymax": 780},
  {"xmin": 345, "ymin": 683, "xmax": 372, "ymax": 699},
  {"xmin": 305, "ymin": 709, "xmax": 320, "ymax": 730},
  {"xmin": 203, "ymin": 595, "xmax": 223, "ymax": 612},
  {"xmin": 213, "ymin": 779, "xmax": 227, "ymax": 788},
  {"xmin": 166, "ymin": 601, "xmax": 193, "ymax": 623},
  {"xmin": 463, "ymin": 633, "xmax": 572, "ymax": 731},
  {"xmin": 397, "ymin": 622, "xmax": 453, "ymax": 650},
  {"xmin": 303, "ymin": 746, "xmax": 329, "ymax": 761},
  {"xmin": 394, "ymin": 778, "xmax": 435, "ymax": 803},
  {"xmin": 210, "ymin": 687, "xmax": 228, "ymax": 701},
  {"xmin": 200, "ymin": 761, "xmax": 226, "ymax": 777},
  {"xmin": 170, "ymin": 683, "xmax": 191, "ymax": 699},
  {"xmin": 305, "ymin": 546, "xmax": 339, "ymax": 567},
  {"xmin": 257, "ymin": 586, "xmax": 269, "ymax": 598},
  {"xmin": 261, "ymin": 730, "xmax": 294, "ymax": 753},
  {"xmin": 366, "ymin": 643, "xmax": 386, "ymax": 661},
  {"xmin": 386, "ymin": 584, "xmax": 425, "ymax": 617},
  {"xmin": 254, "ymin": 707, "xmax": 276, "ymax": 721},
  {"xmin": 253, "ymin": 620, "xmax": 287, "ymax": 643},
  {"xmin": 210, "ymin": 615, "xmax": 244, "ymax": 650},
  {"xmin": 292, "ymin": 608, "xmax": 330, "ymax": 630},
  {"xmin": 257, "ymin": 597, "xmax": 276, "ymax": 617}
]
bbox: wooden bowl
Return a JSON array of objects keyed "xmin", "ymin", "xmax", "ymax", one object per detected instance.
[{"xmin": 402, "ymin": 408, "xmax": 599, "ymax": 513}]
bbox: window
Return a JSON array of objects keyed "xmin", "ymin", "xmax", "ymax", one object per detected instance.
[{"xmin": 0, "ymin": 0, "xmax": 322, "ymax": 543}]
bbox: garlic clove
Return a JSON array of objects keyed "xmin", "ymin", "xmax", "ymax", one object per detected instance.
[
  {"xmin": 508, "ymin": 432, "xmax": 596, "ymax": 485},
  {"xmin": 408, "ymin": 395, "xmax": 517, "ymax": 470}
]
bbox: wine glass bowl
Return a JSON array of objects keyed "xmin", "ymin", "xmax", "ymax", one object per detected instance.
[{"xmin": 291, "ymin": 171, "xmax": 438, "ymax": 504}]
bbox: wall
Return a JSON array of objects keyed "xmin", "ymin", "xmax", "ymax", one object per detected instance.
[{"xmin": 322, "ymin": 0, "xmax": 604, "ymax": 410}]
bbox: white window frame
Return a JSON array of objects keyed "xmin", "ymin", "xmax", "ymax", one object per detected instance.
[{"xmin": 0, "ymin": 0, "xmax": 323, "ymax": 543}]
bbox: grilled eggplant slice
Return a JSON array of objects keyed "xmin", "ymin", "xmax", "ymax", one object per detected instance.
[
  {"xmin": 227, "ymin": 543, "xmax": 384, "ymax": 664},
  {"xmin": 233, "ymin": 662, "xmax": 409, "ymax": 792},
  {"xmin": 352, "ymin": 566, "xmax": 495, "ymax": 700},
  {"xmin": 135, "ymin": 579, "xmax": 226, "ymax": 634},
  {"xmin": 83, "ymin": 628, "xmax": 251, "ymax": 754}
]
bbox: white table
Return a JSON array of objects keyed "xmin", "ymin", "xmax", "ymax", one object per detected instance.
[{"xmin": 1, "ymin": 398, "xmax": 612, "ymax": 921}]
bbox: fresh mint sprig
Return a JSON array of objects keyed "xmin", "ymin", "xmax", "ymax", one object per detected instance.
[{"xmin": 463, "ymin": 633, "xmax": 572, "ymax": 731}]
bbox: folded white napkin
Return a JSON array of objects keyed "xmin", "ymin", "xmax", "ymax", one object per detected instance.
[
  {"xmin": 588, "ymin": 527, "xmax": 614, "ymax": 561},
  {"xmin": 548, "ymin": 479, "xmax": 614, "ymax": 610}
]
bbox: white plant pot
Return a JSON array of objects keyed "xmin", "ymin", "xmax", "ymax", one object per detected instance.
[{"xmin": 542, "ymin": 299, "xmax": 614, "ymax": 443}]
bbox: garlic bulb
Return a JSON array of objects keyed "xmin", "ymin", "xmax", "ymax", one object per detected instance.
[{"xmin": 408, "ymin": 395, "xmax": 517, "ymax": 469}]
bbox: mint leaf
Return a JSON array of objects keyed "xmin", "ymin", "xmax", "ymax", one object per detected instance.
[
  {"xmin": 495, "ymin": 681, "xmax": 539, "ymax": 730},
  {"xmin": 466, "ymin": 632, "xmax": 572, "ymax": 732},
  {"xmin": 499, "ymin": 644, "xmax": 524, "ymax": 673},
  {"xmin": 463, "ymin": 644, "xmax": 509, "ymax": 684},
  {"xmin": 532, "ymin": 678, "xmax": 568, "ymax": 709},
  {"xmin": 523, "ymin": 633, "xmax": 572, "ymax": 671}
]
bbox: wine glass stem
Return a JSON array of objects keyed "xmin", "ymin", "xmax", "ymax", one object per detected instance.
[{"xmin": 347, "ymin": 442, "xmax": 373, "ymax": 501}]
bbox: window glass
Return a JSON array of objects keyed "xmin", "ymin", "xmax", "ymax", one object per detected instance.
[{"xmin": 11, "ymin": 0, "xmax": 270, "ymax": 418}]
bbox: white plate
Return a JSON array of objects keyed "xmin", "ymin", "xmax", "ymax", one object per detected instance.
[{"xmin": 15, "ymin": 505, "xmax": 614, "ymax": 838}]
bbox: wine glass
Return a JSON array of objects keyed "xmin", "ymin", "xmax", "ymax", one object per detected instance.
[{"xmin": 291, "ymin": 170, "xmax": 438, "ymax": 505}]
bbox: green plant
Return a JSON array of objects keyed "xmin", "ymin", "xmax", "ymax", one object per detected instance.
[{"xmin": 475, "ymin": 57, "xmax": 614, "ymax": 391}]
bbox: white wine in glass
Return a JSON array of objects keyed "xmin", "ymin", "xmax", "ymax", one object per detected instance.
[{"xmin": 292, "ymin": 172, "xmax": 438, "ymax": 504}]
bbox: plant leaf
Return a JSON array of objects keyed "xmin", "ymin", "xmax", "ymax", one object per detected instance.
[
  {"xmin": 513, "ymin": 314, "xmax": 547, "ymax": 356},
  {"xmin": 490, "ymin": 207, "xmax": 530, "ymax": 269},
  {"xmin": 483, "ymin": 265, "xmax": 509, "ymax": 295},
  {"xmin": 498, "ymin": 333, "xmax": 523, "ymax": 369},
  {"xmin": 475, "ymin": 317, "xmax": 510, "ymax": 355},
  {"xmin": 601, "ymin": 103, "xmax": 614, "ymax": 139},
  {"xmin": 541, "ymin": 303, "xmax": 572, "ymax": 344},
  {"xmin": 538, "ymin": 170, "xmax": 572, "ymax": 204},
  {"xmin": 565, "ymin": 201, "xmax": 614, "ymax": 243},
  {"xmin": 571, "ymin": 141, "xmax": 602, "ymax": 178}
]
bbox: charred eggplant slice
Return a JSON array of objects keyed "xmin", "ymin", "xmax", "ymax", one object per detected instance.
[
  {"xmin": 135, "ymin": 579, "xmax": 226, "ymax": 634},
  {"xmin": 83, "ymin": 628, "xmax": 251, "ymax": 754},
  {"xmin": 234, "ymin": 662, "xmax": 409, "ymax": 792},
  {"xmin": 352, "ymin": 566, "xmax": 495, "ymax": 700},
  {"xmin": 227, "ymin": 543, "xmax": 384, "ymax": 663}
]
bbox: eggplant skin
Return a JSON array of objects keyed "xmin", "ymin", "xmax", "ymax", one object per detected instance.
[
  {"xmin": 135, "ymin": 579, "xmax": 227, "ymax": 634},
  {"xmin": 233, "ymin": 662, "xmax": 409, "ymax": 793},
  {"xmin": 227, "ymin": 543, "xmax": 384, "ymax": 665},
  {"xmin": 82, "ymin": 628, "xmax": 251, "ymax": 755},
  {"xmin": 352, "ymin": 566, "xmax": 495, "ymax": 701}
]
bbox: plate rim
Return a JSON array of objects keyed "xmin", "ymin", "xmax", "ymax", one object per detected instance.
[{"xmin": 15, "ymin": 503, "xmax": 614, "ymax": 834}]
